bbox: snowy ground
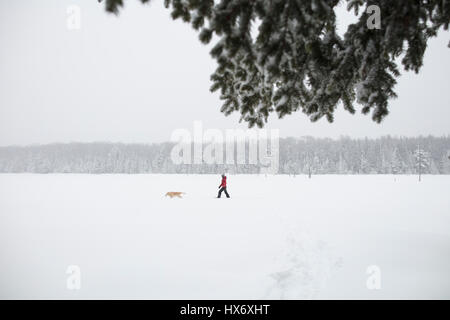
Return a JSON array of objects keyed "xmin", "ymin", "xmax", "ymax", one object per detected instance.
[{"xmin": 0, "ymin": 174, "xmax": 449, "ymax": 299}]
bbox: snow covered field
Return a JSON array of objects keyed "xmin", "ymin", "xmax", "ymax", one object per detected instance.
[{"xmin": 0, "ymin": 174, "xmax": 449, "ymax": 299}]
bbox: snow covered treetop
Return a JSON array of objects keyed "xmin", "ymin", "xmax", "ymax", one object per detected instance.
[{"xmin": 103, "ymin": 0, "xmax": 450, "ymax": 127}]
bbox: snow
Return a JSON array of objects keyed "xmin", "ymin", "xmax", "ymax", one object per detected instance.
[{"xmin": 0, "ymin": 174, "xmax": 449, "ymax": 299}]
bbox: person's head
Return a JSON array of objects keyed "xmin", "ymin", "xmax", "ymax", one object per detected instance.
[{"xmin": 221, "ymin": 174, "xmax": 225, "ymax": 178}]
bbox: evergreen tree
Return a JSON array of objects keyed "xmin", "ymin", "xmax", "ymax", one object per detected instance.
[
  {"xmin": 391, "ymin": 147, "xmax": 401, "ymax": 175},
  {"xmin": 413, "ymin": 145, "xmax": 431, "ymax": 181},
  {"xmin": 360, "ymin": 152, "xmax": 370, "ymax": 174},
  {"xmin": 103, "ymin": 0, "xmax": 450, "ymax": 127},
  {"xmin": 440, "ymin": 152, "xmax": 450, "ymax": 174},
  {"xmin": 338, "ymin": 153, "xmax": 348, "ymax": 174}
]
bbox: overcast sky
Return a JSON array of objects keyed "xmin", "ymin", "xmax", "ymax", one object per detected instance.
[{"xmin": 0, "ymin": 0, "xmax": 449, "ymax": 146}]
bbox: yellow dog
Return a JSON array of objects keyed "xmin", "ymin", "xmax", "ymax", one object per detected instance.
[{"xmin": 165, "ymin": 192, "xmax": 186, "ymax": 198}]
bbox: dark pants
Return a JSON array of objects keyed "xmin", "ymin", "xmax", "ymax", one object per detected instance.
[{"xmin": 217, "ymin": 187, "xmax": 230, "ymax": 198}]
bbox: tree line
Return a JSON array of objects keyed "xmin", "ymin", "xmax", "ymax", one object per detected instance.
[{"xmin": 0, "ymin": 136, "xmax": 449, "ymax": 175}]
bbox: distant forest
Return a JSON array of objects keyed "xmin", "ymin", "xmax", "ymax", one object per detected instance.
[{"xmin": 0, "ymin": 136, "xmax": 449, "ymax": 174}]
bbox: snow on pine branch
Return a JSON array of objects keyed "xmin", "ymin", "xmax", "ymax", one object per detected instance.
[{"xmin": 102, "ymin": 0, "xmax": 449, "ymax": 127}]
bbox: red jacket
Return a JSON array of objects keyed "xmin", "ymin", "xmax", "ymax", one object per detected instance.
[{"xmin": 220, "ymin": 176, "xmax": 227, "ymax": 188}]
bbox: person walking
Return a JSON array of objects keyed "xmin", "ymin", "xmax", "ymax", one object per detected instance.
[{"xmin": 217, "ymin": 174, "xmax": 230, "ymax": 198}]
